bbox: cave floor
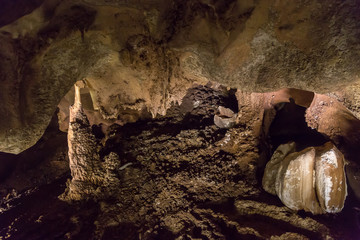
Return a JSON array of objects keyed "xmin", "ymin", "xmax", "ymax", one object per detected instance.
[{"xmin": 1, "ymin": 175, "xmax": 359, "ymax": 240}]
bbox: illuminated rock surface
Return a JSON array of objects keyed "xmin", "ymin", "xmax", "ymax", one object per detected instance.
[
  {"xmin": 60, "ymin": 82, "xmax": 104, "ymax": 201},
  {"xmin": 214, "ymin": 106, "xmax": 237, "ymax": 129},
  {"xmin": 263, "ymin": 142, "xmax": 347, "ymax": 214},
  {"xmin": 1, "ymin": 85, "xmax": 359, "ymax": 239},
  {"xmin": 0, "ymin": 0, "xmax": 360, "ymax": 239},
  {"xmin": 0, "ymin": 0, "xmax": 360, "ymax": 154}
]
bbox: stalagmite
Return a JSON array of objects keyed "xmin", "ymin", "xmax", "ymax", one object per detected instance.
[
  {"xmin": 59, "ymin": 80, "xmax": 125, "ymax": 202},
  {"xmin": 60, "ymin": 80, "xmax": 104, "ymax": 201},
  {"xmin": 263, "ymin": 142, "xmax": 347, "ymax": 214}
]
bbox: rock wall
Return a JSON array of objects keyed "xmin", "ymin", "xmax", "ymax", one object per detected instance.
[{"xmin": 0, "ymin": 0, "xmax": 360, "ymax": 153}]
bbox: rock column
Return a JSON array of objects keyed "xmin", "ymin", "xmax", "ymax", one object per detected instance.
[{"xmin": 60, "ymin": 80, "xmax": 104, "ymax": 201}]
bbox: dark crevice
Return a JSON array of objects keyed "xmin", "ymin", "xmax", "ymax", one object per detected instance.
[{"xmin": 268, "ymin": 100, "xmax": 329, "ymax": 154}]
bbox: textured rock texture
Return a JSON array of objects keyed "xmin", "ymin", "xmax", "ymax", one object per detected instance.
[
  {"xmin": 305, "ymin": 93, "xmax": 360, "ymax": 200},
  {"xmin": 60, "ymin": 82, "xmax": 123, "ymax": 201},
  {"xmin": 0, "ymin": 110, "xmax": 69, "ymax": 196},
  {"xmin": 60, "ymin": 83, "xmax": 103, "ymax": 201},
  {"xmin": 1, "ymin": 85, "xmax": 360, "ymax": 239},
  {"xmin": 263, "ymin": 141, "xmax": 347, "ymax": 214},
  {"xmin": 1, "ymin": 0, "xmax": 360, "ymax": 238},
  {"xmin": 214, "ymin": 106, "xmax": 237, "ymax": 129},
  {"xmin": 1, "ymin": 0, "xmax": 360, "ymax": 153}
]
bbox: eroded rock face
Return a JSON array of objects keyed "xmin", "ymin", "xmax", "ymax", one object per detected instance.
[
  {"xmin": 1, "ymin": 0, "xmax": 360, "ymax": 153},
  {"xmin": 263, "ymin": 142, "xmax": 347, "ymax": 214},
  {"xmin": 316, "ymin": 143, "xmax": 348, "ymax": 213},
  {"xmin": 262, "ymin": 142, "xmax": 297, "ymax": 196},
  {"xmin": 346, "ymin": 163, "xmax": 360, "ymax": 200}
]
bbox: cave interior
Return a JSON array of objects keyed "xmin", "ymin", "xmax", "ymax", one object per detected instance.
[{"xmin": 1, "ymin": 0, "xmax": 360, "ymax": 239}]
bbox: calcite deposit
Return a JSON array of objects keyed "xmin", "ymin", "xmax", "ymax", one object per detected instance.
[
  {"xmin": 60, "ymin": 81, "xmax": 123, "ymax": 201},
  {"xmin": 1, "ymin": 84, "xmax": 360, "ymax": 239},
  {"xmin": 263, "ymin": 142, "xmax": 347, "ymax": 214},
  {"xmin": 60, "ymin": 81, "xmax": 103, "ymax": 201}
]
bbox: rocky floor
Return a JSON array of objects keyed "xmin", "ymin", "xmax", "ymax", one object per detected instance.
[{"xmin": 1, "ymin": 85, "xmax": 360, "ymax": 240}]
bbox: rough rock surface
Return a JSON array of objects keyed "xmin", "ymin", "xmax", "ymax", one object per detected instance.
[
  {"xmin": 305, "ymin": 93, "xmax": 360, "ymax": 200},
  {"xmin": 0, "ymin": 110, "xmax": 69, "ymax": 196},
  {"xmin": 214, "ymin": 106, "xmax": 237, "ymax": 129},
  {"xmin": 1, "ymin": 85, "xmax": 360, "ymax": 239},
  {"xmin": 60, "ymin": 82, "xmax": 125, "ymax": 201},
  {"xmin": 262, "ymin": 142, "xmax": 297, "ymax": 195},
  {"xmin": 1, "ymin": 0, "xmax": 360, "ymax": 153},
  {"xmin": 263, "ymin": 141, "xmax": 347, "ymax": 214},
  {"xmin": 60, "ymin": 83, "xmax": 104, "ymax": 201},
  {"xmin": 306, "ymin": 93, "xmax": 360, "ymax": 154}
]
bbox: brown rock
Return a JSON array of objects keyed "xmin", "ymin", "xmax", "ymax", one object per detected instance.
[
  {"xmin": 60, "ymin": 83, "xmax": 123, "ymax": 201},
  {"xmin": 346, "ymin": 163, "xmax": 360, "ymax": 200},
  {"xmin": 60, "ymin": 83, "xmax": 103, "ymax": 201}
]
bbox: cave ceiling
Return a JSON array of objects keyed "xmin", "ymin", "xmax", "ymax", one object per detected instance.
[{"xmin": 0, "ymin": 0, "xmax": 360, "ymax": 154}]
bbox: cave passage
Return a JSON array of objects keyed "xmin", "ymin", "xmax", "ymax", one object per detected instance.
[{"xmin": 268, "ymin": 98, "xmax": 329, "ymax": 153}]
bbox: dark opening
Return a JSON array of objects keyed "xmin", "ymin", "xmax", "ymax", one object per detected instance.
[{"xmin": 268, "ymin": 98, "xmax": 329, "ymax": 154}]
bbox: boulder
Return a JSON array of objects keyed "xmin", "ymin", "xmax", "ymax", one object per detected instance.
[{"xmin": 214, "ymin": 106, "xmax": 237, "ymax": 129}]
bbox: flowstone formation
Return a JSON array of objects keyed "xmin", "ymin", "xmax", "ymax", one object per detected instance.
[{"xmin": 263, "ymin": 142, "xmax": 347, "ymax": 214}]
